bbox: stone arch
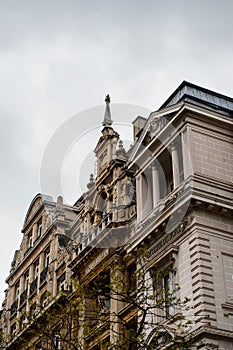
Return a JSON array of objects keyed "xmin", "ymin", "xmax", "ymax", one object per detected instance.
[
  {"xmin": 93, "ymin": 189, "xmax": 107, "ymax": 213},
  {"xmin": 146, "ymin": 327, "xmax": 174, "ymax": 349}
]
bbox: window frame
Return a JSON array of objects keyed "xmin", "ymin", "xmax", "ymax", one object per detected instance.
[{"xmin": 37, "ymin": 218, "xmax": 43, "ymax": 238}]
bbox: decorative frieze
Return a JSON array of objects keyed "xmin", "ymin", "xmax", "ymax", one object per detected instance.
[
  {"xmin": 84, "ymin": 249, "xmax": 109, "ymax": 275},
  {"xmin": 147, "ymin": 218, "xmax": 188, "ymax": 259}
]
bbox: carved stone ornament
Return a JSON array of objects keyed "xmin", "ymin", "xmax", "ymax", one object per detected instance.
[
  {"xmin": 129, "ymin": 205, "xmax": 136, "ymax": 217},
  {"xmin": 51, "ymin": 226, "xmax": 57, "ymax": 238},
  {"xmin": 44, "ymin": 211, "xmax": 52, "ymax": 230},
  {"xmin": 147, "ymin": 218, "xmax": 188, "ymax": 259},
  {"xmin": 149, "ymin": 116, "xmax": 169, "ymax": 136},
  {"xmin": 56, "ymin": 246, "xmax": 68, "ymax": 266}
]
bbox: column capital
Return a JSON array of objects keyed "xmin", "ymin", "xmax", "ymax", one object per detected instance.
[
  {"xmin": 151, "ymin": 161, "xmax": 159, "ymax": 170},
  {"xmin": 168, "ymin": 140, "xmax": 178, "ymax": 152}
]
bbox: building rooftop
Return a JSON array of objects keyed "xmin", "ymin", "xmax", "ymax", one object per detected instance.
[{"xmin": 159, "ymin": 81, "xmax": 233, "ymax": 117}]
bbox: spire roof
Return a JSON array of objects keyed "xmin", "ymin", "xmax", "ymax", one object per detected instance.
[{"xmin": 102, "ymin": 94, "xmax": 113, "ymax": 127}]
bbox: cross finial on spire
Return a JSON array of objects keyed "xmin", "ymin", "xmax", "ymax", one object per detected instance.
[
  {"xmin": 102, "ymin": 94, "xmax": 113, "ymax": 127},
  {"xmin": 105, "ymin": 94, "xmax": 111, "ymax": 104}
]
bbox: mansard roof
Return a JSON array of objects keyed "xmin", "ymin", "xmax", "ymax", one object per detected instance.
[{"xmin": 159, "ymin": 80, "xmax": 233, "ymax": 117}]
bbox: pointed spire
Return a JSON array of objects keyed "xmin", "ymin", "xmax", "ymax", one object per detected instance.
[{"xmin": 102, "ymin": 94, "xmax": 113, "ymax": 127}]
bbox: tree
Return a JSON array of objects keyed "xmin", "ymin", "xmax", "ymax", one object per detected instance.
[{"xmin": 2, "ymin": 249, "xmax": 193, "ymax": 350}]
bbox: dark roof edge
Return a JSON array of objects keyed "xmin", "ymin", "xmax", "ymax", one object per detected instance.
[{"xmin": 159, "ymin": 80, "xmax": 233, "ymax": 111}]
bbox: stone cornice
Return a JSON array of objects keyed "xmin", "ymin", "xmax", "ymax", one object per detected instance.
[
  {"xmin": 128, "ymin": 102, "xmax": 233, "ymax": 171},
  {"xmin": 193, "ymin": 325, "xmax": 233, "ymax": 341}
]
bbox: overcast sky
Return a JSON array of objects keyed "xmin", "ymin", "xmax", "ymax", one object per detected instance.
[{"xmin": 1, "ymin": 0, "xmax": 233, "ymax": 303}]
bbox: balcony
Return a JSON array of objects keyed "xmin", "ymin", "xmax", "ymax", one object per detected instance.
[
  {"xmin": 76, "ymin": 212, "xmax": 113, "ymax": 256},
  {"xmin": 29, "ymin": 278, "xmax": 38, "ymax": 296},
  {"xmin": 40, "ymin": 266, "xmax": 48, "ymax": 286}
]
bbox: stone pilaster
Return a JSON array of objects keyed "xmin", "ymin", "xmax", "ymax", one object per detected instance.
[
  {"xmin": 170, "ymin": 141, "xmax": 181, "ymax": 189},
  {"xmin": 181, "ymin": 127, "xmax": 193, "ymax": 179},
  {"xmin": 151, "ymin": 162, "xmax": 160, "ymax": 208},
  {"xmin": 136, "ymin": 174, "xmax": 143, "ymax": 222}
]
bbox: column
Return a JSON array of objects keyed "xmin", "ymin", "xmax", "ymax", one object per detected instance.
[
  {"xmin": 151, "ymin": 163, "xmax": 160, "ymax": 208},
  {"xmin": 147, "ymin": 168, "xmax": 153, "ymax": 213},
  {"xmin": 170, "ymin": 142, "xmax": 180, "ymax": 189},
  {"xmin": 136, "ymin": 174, "xmax": 142, "ymax": 222},
  {"xmin": 181, "ymin": 127, "xmax": 193, "ymax": 179}
]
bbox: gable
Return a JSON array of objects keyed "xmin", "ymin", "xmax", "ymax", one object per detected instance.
[{"xmin": 23, "ymin": 194, "xmax": 53, "ymax": 230}]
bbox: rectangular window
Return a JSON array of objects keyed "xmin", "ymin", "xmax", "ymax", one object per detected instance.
[
  {"xmin": 34, "ymin": 259, "xmax": 40, "ymax": 279},
  {"xmin": 45, "ymin": 247, "xmax": 50, "ymax": 267},
  {"xmin": 164, "ymin": 271, "xmax": 174, "ymax": 317},
  {"xmin": 11, "ymin": 323, "xmax": 17, "ymax": 337},
  {"xmin": 152, "ymin": 266, "xmax": 175, "ymax": 319},
  {"xmin": 30, "ymin": 303, "xmax": 37, "ymax": 318},
  {"xmin": 27, "ymin": 230, "xmax": 33, "ymax": 249},
  {"xmin": 40, "ymin": 292, "xmax": 47, "ymax": 308},
  {"xmin": 37, "ymin": 218, "xmax": 43, "ymax": 238},
  {"xmin": 128, "ymin": 263, "xmax": 136, "ymax": 294},
  {"xmin": 15, "ymin": 281, "xmax": 20, "ymax": 300},
  {"xmin": 58, "ymin": 273, "xmax": 66, "ymax": 292},
  {"xmin": 24, "ymin": 270, "xmax": 30, "ymax": 292},
  {"xmin": 29, "ymin": 259, "xmax": 39, "ymax": 295}
]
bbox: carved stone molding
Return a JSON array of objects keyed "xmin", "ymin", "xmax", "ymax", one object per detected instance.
[
  {"xmin": 147, "ymin": 218, "xmax": 188, "ymax": 259},
  {"xmin": 25, "ymin": 197, "xmax": 43, "ymax": 226}
]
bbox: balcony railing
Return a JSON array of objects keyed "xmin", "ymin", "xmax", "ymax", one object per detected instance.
[
  {"xmin": 19, "ymin": 290, "xmax": 27, "ymax": 306},
  {"xmin": 76, "ymin": 212, "xmax": 114, "ymax": 256},
  {"xmin": 29, "ymin": 278, "xmax": 38, "ymax": 296},
  {"xmin": 40, "ymin": 266, "xmax": 48, "ymax": 286}
]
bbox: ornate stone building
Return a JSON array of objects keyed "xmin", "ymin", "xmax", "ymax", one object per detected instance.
[{"xmin": 0, "ymin": 82, "xmax": 233, "ymax": 349}]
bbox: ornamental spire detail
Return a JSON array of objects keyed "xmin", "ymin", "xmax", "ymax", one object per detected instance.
[{"xmin": 102, "ymin": 94, "xmax": 113, "ymax": 127}]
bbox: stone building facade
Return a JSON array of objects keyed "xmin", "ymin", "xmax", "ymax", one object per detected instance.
[{"xmin": 0, "ymin": 82, "xmax": 233, "ymax": 349}]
